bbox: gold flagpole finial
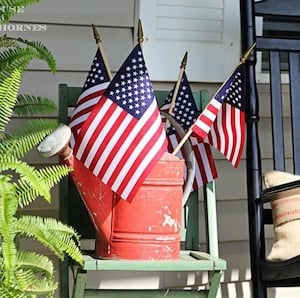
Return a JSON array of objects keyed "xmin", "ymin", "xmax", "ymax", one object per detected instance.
[
  {"xmin": 91, "ymin": 24, "xmax": 113, "ymax": 80},
  {"xmin": 137, "ymin": 19, "xmax": 144, "ymax": 45},
  {"xmin": 92, "ymin": 23, "xmax": 101, "ymax": 44},
  {"xmin": 240, "ymin": 42, "xmax": 256, "ymax": 64},
  {"xmin": 164, "ymin": 52, "xmax": 188, "ymax": 131},
  {"xmin": 180, "ymin": 51, "xmax": 188, "ymax": 69}
]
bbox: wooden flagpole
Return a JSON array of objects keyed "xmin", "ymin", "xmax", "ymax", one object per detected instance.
[
  {"xmin": 92, "ymin": 24, "xmax": 113, "ymax": 80},
  {"xmin": 164, "ymin": 52, "xmax": 188, "ymax": 130},
  {"xmin": 168, "ymin": 52, "xmax": 188, "ymax": 115},
  {"xmin": 172, "ymin": 43, "xmax": 256, "ymax": 156}
]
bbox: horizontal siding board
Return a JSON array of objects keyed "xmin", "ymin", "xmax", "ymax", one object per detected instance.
[
  {"xmin": 3, "ymin": 25, "xmax": 133, "ymax": 72},
  {"xmin": 257, "ymin": 83, "xmax": 291, "ymax": 117},
  {"xmin": 209, "ymin": 159, "xmax": 247, "ymax": 201},
  {"xmin": 259, "ymin": 117, "xmax": 293, "ymax": 159},
  {"xmin": 11, "ymin": 0, "xmax": 135, "ymax": 27},
  {"xmin": 198, "ymin": 200, "xmax": 249, "ymax": 243},
  {"xmin": 20, "ymin": 71, "xmax": 88, "ymax": 108}
]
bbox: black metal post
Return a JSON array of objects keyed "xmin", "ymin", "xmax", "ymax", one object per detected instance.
[{"xmin": 240, "ymin": 0, "xmax": 265, "ymax": 297}]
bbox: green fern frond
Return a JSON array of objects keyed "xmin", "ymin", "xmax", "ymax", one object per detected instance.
[
  {"xmin": 0, "ymin": 160, "xmax": 51, "ymax": 202},
  {"xmin": 17, "ymin": 251, "xmax": 54, "ymax": 278},
  {"xmin": 0, "ymin": 119, "xmax": 58, "ymax": 159},
  {"xmin": 0, "ymin": 35, "xmax": 19, "ymax": 48},
  {"xmin": 13, "ymin": 37, "xmax": 57, "ymax": 73},
  {"xmin": 0, "ymin": 175, "xmax": 18, "ymax": 224},
  {"xmin": 15, "ymin": 164, "xmax": 70, "ymax": 207},
  {"xmin": 38, "ymin": 164, "xmax": 72, "ymax": 189},
  {"xmin": 0, "ymin": 67, "xmax": 22, "ymax": 134},
  {"xmin": 0, "ymin": 47, "xmax": 40, "ymax": 74},
  {"xmin": 15, "ymin": 178, "xmax": 40, "ymax": 207},
  {"xmin": 15, "ymin": 266, "xmax": 57, "ymax": 295},
  {"xmin": 0, "ymin": 175, "xmax": 18, "ymax": 283},
  {"xmin": 14, "ymin": 94, "xmax": 57, "ymax": 116},
  {"xmin": 0, "ymin": 0, "xmax": 40, "ymax": 24},
  {"xmin": 0, "ymin": 284, "xmax": 26, "ymax": 298},
  {"xmin": 16, "ymin": 216, "xmax": 83, "ymax": 265}
]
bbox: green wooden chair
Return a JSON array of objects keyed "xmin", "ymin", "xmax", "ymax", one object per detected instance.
[{"xmin": 58, "ymin": 84, "xmax": 226, "ymax": 298}]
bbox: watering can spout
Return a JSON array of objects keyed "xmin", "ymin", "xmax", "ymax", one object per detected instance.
[{"xmin": 37, "ymin": 124, "xmax": 114, "ymax": 244}]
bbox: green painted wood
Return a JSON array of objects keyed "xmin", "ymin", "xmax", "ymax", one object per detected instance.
[
  {"xmin": 184, "ymin": 190, "xmax": 199, "ymax": 250},
  {"xmin": 73, "ymin": 270, "xmax": 87, "ymax": 298},
  {"xmin": 207, "ymin": 272, "xmax": 222, "ymax": 298},
  {"xmin": 82, "ymin": 251, "xmax": 226, "ymax": 271},
  {"xmin": 83, "ymin": 289, "xmax": 209, "ymax": 297},
  {"xmin": 199, "ymin": 90, "xmax": 219, "ymax": 258},
  {"xmin": 203, "ymin": 181, "xmax": 219, "ymax": 258}
]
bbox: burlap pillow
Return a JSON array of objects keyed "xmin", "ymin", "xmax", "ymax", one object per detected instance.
[{"xmin": 263, "ymin": 170, "xmax": 300, "ymax": 261}]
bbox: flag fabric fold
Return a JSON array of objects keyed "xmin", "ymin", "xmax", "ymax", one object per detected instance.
[
  {"xmin": 160, "ymin": 71, "xmax": 218, "ymax": 189},
  {"xmin": 69, "ymin": 48, "xmax": 110, "ymax": 147},
  {"xmin": 204, "ymin": 64, "xmax": 246, "ymax": 168},
  {"xmin": 73, "ymin": 44, "xmax": 168, "ymax": 201}
]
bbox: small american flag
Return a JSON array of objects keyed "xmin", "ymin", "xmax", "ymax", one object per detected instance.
[
  {"xmin": 204, "ymin": 64, "xmax": 246, "ymax": 168},
  {"xmin": 69, "ymin": 49, "xmax": 110, "ymax": 147},
  {"xmin": 160, "ymin": 72, "xmax": 218, "ymax": 189},
  {"xmin": 192, "ymin": 64, "xmax": 245, "ymax": 141},
  {"xmin": 73, "ymin": 44, "xmax": 168, "ymax": 201}
]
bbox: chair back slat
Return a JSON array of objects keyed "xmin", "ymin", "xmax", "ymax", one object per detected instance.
[
  {"xmin": 289, "ymin": 52, "xmax": 300, "ymax": 173},
  {"xmin": 257, "ymin": 37, "xmax": 300, "ymax": 52},
  {"xmin": 255, "ymin": 0, "xmax": 300, "ymax": 17},
  {"xmin": 269, "ymin": 50, "xmax": 285, "ymax": 171}
]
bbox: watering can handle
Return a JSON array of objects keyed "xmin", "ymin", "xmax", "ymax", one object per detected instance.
[{"xmin": 160, "ymin": 111, "xmax": 196, "ymax": 206}]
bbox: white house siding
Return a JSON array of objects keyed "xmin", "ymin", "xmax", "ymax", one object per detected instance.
[{"xmin": 7, "ymin": 1, "xmax": 299, "ymax": 297}]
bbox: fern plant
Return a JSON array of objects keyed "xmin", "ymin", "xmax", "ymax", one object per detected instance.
[{"xmin": 0, "ymin": 1, "xmax": 83, "ymax": 297}]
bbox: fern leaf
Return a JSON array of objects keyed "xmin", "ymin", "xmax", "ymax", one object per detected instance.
[
  {"xmin": 0, "ymin": 160, "xmax": 51, "ymax": 202},
  {"xmin": 17, "ymin": 250, "xmax": 54, "ymax": 278},
  {"xmin": 0, "ymin": 119, "xmax": 59, "ymax": 159},
  {"xmin": 14, "ymin": 94, "xmax": 57, "ymax": 116},
  {"xmin": 15, "ymin": 266, "xmax": 57, "ymax": 295},
  {"xmin": 16, "ymin": 216, "xmax": 83, "ymax": 265},
  {"xmin": 14, "ymin": 178, "xmax": 42, "ymax": 207},
  {"xmin": 0, "ymin": 284, "xmax": 26, "ymax": 298},
  {"xmin": 15, "ymin": 164, "xmax": 70, "ymax": 207},
  {"xmin": 0, "ymin": 175, "xmax": 18, "ymax": 283},
  {"xmin": 38, "ymin": 164, "xmax": 72, "ymax": 189},
  {"xmin": 0, "ymin": 0, "xmax": 40, "ymax": 24},
  {"xmin": 0, "ymin": 35, "xmax": 19, "ymax": 48},
  {"xmin": 12, "ymin": 37, "xmax": 57, "ymax": 73},
  {"xmin": 0, "ymin": 47, "xmax": 39, "ymax": 74},
  {"xmin": 0, "ymin": 67, "xmax": 22, "ymax": 134}
]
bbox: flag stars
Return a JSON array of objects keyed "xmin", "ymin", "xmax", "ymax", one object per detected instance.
[{"xmin": 106, "ymin": 46, "xmax": 155, "ymax": 119}]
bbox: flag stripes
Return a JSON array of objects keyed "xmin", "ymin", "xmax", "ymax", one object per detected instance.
[
  {"xmin": 69, "ymin": 48, "xmax": 110, "ymax": 147},
  {"xmin": 192, "ymin": 99, "xmax": 222, "ymax": 140}
]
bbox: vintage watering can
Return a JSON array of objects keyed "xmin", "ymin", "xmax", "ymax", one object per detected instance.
[{"xmin": 37, "ymin": 112, "xmax": 195, "ymax": 260}]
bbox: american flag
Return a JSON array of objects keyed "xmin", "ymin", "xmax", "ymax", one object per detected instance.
[
  {"xmin": 69, "ymin": 48, "xmax": 110, "ymax": 147},
  {"xmin": 160, "ymin": 72, "xmax": 218, "ymax": 189},
  {"xmin": 204, "ymin": 64, "xmax": 246, "ymax": 168},
  {"xmin": 192, "ymin": 64, "xmax": 245, "ymax": 141},
  {"xmin": 73, "ymin": 44, "xmax": 168, "ymax": 201}
]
